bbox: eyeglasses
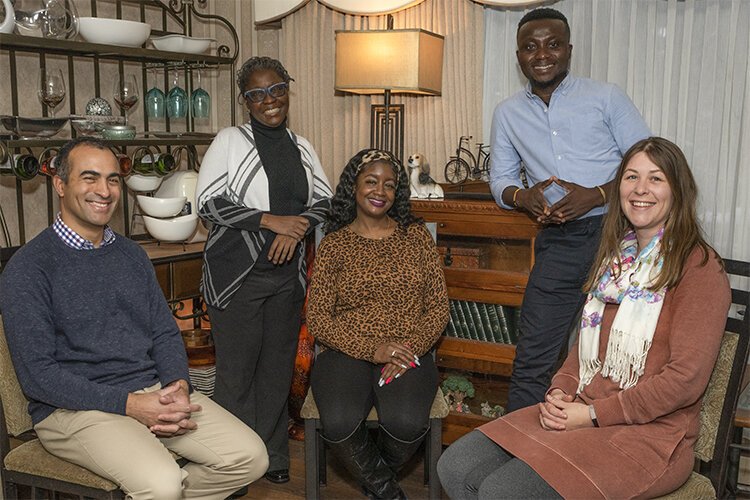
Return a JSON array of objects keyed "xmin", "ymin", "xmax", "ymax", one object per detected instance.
[{"xmin": 243, "ymin": 82, "xmax": 289, "ymax": 103}]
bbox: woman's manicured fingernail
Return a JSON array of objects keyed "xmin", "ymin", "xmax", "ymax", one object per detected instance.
[
  {"xmin": 410, "ymin": 362, "xmax": 416, "ymax": 368},
  {"xmin": 386, "ymin": 377, "xmax": 393, "ymax": 384},
  {"xmin": 378, "ymin": 378, "xmax": 384, "ymax": 387},
  {"xmin": 395, "ymin": 373, "xmax": 401, "ymax": 378},
  {"xmin": 400, "ymin": 363, "xmax": 408, "ymax": 369},
  {"xmin": 414, "ymin": 358, "xmax": 421, "ymax": 366},
  {"xmin": 381, "ymin": 366, "xmax": 385, "ymax": 373}
]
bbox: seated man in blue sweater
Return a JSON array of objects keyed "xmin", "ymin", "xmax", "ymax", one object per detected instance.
[{"xmin": 0, "ymin": 137, "xmax": 269, "ymax": 499}]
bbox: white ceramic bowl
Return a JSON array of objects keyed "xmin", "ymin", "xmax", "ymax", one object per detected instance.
[
  {"xmin": 125, "ymin": 174, "xmax": 163, "ymax": 192},
  {"xmin": 78, "ymin": 17, "xmax": 151, "ymax": 47},
  {"xmin": 151, "ymin": 34, "xmax": 213, "ymax": 54},
  {"xmin": 137, "ymin": 195, "xmax": 187, "ymax": 218},
  {"xmin": 143, "ymin": 214, "xmax": 198, "ymax": 242}
]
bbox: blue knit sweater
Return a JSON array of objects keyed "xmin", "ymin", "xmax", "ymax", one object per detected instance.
[{"xmin": 0, "ymin": 227, "xmax": 189, "ymax": 425}]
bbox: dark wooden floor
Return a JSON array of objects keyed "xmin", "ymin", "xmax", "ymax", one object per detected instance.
[
  {"xmin": 243, "ymin": 437, "xmax": 443, "ymax": 499},
  {"xmin": 10, "ymin": 435, "xmax": 442, "ymax": 500}
]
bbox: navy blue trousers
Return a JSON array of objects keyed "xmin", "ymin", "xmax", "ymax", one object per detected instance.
[{"xmin": 506, "ymin": 215, "xmax": 603, "ymax": 412}]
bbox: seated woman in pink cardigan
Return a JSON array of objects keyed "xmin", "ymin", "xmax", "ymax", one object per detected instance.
[{"xmin": 437, "ymin": 137, "xmax": 731, "ymax": 499}]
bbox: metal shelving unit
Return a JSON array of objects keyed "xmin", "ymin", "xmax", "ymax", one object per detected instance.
[
  {"xmin": 0, "ymin": 33, "xmax": 235, "ymax": 64},
  {"xmin": 0, "ymin": 0, "xmax": 239, "ymax": 259}
]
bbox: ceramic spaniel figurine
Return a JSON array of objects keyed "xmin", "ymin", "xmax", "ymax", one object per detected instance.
[{"xmin": 407, "ymin": 153, "xmax": 444, "ymax": 199}]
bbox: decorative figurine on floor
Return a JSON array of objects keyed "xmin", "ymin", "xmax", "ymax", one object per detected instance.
[
  {"xmin": 480, "ymin": 401, "xmax": 506, "ymax": 419},
  {"xmin": 407, "ymin": 153, "xmax": 444, "ymax": 199},
  {"xmin": 442, "ymin": 375, "xmax": 475, "ymax": 413}
]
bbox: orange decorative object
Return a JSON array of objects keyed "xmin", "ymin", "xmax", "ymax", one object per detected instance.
[{"xmin": 288, "ymin": 237, "xmax": 316, "ymax": 440}]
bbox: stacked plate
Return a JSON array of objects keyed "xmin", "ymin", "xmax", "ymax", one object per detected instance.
[
  {"xmin": 181, "ymin": 328, "xmax": 215, "ymax": 397},
  {"xmin": 188, "ymin": 365, "xmax": 216, "ymax": 397}
]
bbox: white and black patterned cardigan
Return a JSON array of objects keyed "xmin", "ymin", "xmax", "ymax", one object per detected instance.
[{"xmin": 196, "ymin": 122, "xmax": 333, "ymax": 309}]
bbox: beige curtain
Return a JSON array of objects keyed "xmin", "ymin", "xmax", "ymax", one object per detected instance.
[{"xmin": 280, "ymin": 0, "xmax": 485, "ymax": 185}]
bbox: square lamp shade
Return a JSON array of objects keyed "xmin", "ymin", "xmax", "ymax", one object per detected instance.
[{"xmin": 334, "ymin": 29, "xmax": 444, "ymax": 95}]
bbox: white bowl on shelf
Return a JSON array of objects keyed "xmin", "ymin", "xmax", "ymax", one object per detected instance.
[
  {"xmin": 78, "ymin": 17, "xmax": 151, "ymax": 47},
  {"xmin": 155, "ymin": 170, "xmax": 208, "ymax": 243},
  {"xmin": 125, "ymin": 174, "xmax": 163, "ymax": 192},
  {"xmin": 143, "ymin": 214, "xmax": 198, "ymax": 242},
  {"xmin": 137, "ymin": 195, "xmax": 187, "ymax": 218},
  {"xmin": 151, "ymin": 34, "xmax": 214, "ymax": 54}
]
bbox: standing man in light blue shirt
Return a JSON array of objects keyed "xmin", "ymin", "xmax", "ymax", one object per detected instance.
[{"xmin": 489, "ymin": 8, "xmax": 650, "ymax": 412}]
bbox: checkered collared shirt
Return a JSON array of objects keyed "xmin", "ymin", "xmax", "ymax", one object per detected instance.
[{"xmin": 52, "ymin": 213, "xmax": 116, "ymax": 250}]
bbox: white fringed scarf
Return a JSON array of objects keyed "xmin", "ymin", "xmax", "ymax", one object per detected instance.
[{"xmin": 577, "ymin": 229, "xmax": 667, "ymax": 393}]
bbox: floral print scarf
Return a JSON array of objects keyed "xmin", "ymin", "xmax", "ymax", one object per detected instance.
[{"xmin": 577, "ymin": 228, "xmax": 666, "ymax": 393}]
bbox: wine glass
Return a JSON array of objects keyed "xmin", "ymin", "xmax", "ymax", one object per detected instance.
[
  {"xmin": 113, "ymin": 74, "xmax": 139, "ymax": 125},
  {"xmin": 191, "ymin": 68, "xmax": 210, "ymax": 119},
  {"xmin": 167, "ymin": 70, "xmax": 188, "ymax": 119},
  {"xmin": 39, "ymin": 68, "xmax": 66, "ymax": 117},
  {"xmin": 145, "ymin": 68, "xmax": 165, "ymax": 120}
]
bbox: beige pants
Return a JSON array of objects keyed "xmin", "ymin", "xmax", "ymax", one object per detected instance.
[{"xmin": 35, "ymin": 387, "xmax": 269, "ymax": 500}]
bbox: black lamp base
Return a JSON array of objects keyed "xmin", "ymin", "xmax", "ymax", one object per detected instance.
[{"xmin": 370, "ymin": 103, "xmax": 404, "ymax": 163}]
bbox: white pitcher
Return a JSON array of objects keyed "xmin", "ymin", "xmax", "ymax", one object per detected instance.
[{"xmin": 0, "ymin": 0, "xmax": 15, "ymax": 34}]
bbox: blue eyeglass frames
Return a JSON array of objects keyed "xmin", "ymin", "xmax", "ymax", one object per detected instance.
[{"xmin": 243, "ymin": 82, "xmax": 289, "ymax": 103}]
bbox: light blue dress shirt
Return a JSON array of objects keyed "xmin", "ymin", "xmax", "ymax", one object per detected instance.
[{"xmin": 489, "ymin": 74, "xmax": 650, "ymax": 219}]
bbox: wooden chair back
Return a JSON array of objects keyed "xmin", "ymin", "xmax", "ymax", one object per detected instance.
[{"xmin": 697, "ymin": 258, "xmax": 750, "ymax": 494}]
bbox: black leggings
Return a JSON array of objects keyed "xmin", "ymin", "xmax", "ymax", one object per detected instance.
[{"xmin": 310, "ymin": 349, "xmax": 438, "ymax": 441}]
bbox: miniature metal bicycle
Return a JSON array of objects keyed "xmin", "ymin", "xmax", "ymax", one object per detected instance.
[{"xmin": 444, "ymin": 135, "xmax": 491, "ymax": 184}]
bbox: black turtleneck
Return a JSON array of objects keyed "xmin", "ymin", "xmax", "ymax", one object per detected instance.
[
  {"xmin": 251, "ymin": 115, "xmax": 308, "ymax": 270},
  {"xmin": 251, "ymin": 115, "xmax": 308, "ymax": 216}
]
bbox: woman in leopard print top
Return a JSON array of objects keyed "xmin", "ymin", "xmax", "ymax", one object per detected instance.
[{"xmin": 308, "ymin": 149, "xmax": 449, "ymax": 500}]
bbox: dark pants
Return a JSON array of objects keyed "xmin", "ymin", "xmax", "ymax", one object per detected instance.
[
  {"xmin": 437, "ymin": 430, "xmax": 561, "ymax": 499},
  {"xmin": 207, "ymin": 267, "xmax": 304, "ymax": 471},
  {"xmin": 507, "ymin": 215, "xmax": 603, "ymax": 412},
  {"xmin": 311, "ymin": 349, "xmax": 438, "ymax": 441}
]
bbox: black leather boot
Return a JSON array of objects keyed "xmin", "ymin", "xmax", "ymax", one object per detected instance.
[
  {"xmin": 322, "ymin": 422, "xmax": 407, "ymax": 500},
  {"xmin": 377, "ymin": 425, "xmax": 428, "ymax": 474}
]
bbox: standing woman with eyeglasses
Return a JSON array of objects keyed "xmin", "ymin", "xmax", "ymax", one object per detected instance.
[{"xmin": 196, "ymin": 56, "xmax": 333, "ymax": 485}]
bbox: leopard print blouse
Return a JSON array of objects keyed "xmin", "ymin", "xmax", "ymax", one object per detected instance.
[{"xmin": 307, "ymin": 223, "xmax": 449, "ymax": 362}]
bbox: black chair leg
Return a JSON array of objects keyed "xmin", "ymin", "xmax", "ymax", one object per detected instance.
[
  {"xmin": 729, "ymin": 425, "xmax": 744, "ymax": 495},
  {"xmin": 424, "ymin": 429, "xmax": 430, "ymax": 486},
  {"xmin": 428, "ymin": 418, "xmax": 442, "ymax": 500},
  {"xmin": 5, "ymin": 481, "xmax": 18, "ymax": 500},
  {"xmin": 318, "ymin": 425, "xmax": 327, "ymax": 485},
  {"xmin": 304, "ymin": 417, "xmax": 320, "ymax": 500}
]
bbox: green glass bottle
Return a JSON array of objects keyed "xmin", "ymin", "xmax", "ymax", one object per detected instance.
[
  {"xmin": 0, "ymin": 154, "xmax": 40, "ymax": 180},
  {"xmin": 132, "ymin": 153, "xmax": 176, "ymax": 177}
]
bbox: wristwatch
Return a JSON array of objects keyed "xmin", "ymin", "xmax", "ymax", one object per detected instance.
[{"xmin": 589, "ymin": 405, "xmax": 599, "ymax": 427}]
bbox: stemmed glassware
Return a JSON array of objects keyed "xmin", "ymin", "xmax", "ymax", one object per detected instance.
[
  {"xmin": 145, "ymin": 68, "xmax": 165, "ymax": 120},
  {"xmin": 113, "ymin": 74, "xmax": 139, "ymax": 125},
  {"xmin": 167, "ymin": 70, "xmax": 187, "ymax": 119},
  {"xmin": 191, "ymin": 68, "xmax": 210, "ymax": 119},
  {"xmin": 39, "ymin": 68, "xmax": 66, "ymax": 117}
]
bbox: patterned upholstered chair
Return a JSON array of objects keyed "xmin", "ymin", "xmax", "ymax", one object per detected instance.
[
  {"xmin": 0, "ymin": 317, "xmax": 123, "ymax": 499},
  {"xmin": 656, "ymin": 258, "xmax": 750, "ymax": 499},
  {"xmin": 301, "ymin": 386, "xmax": 449, "ymax": 500}
]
